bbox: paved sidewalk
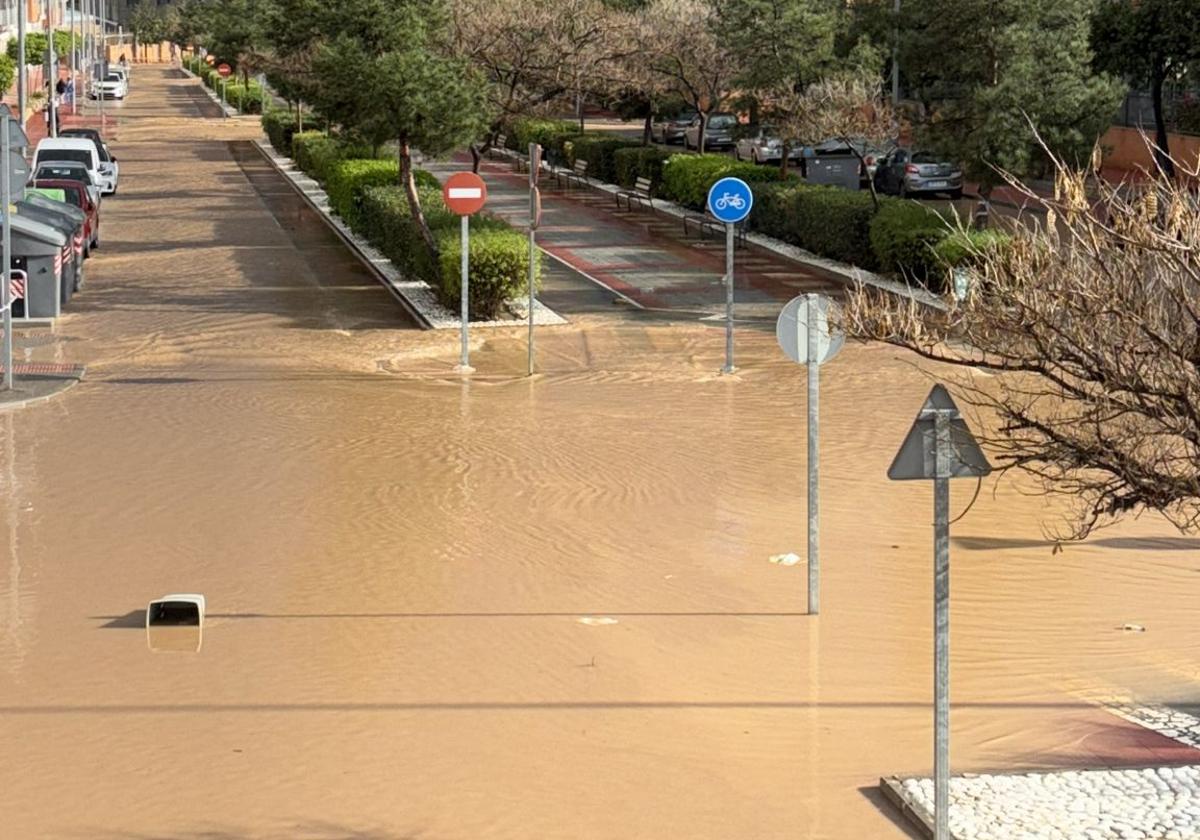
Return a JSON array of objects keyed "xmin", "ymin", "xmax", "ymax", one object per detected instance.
[{"xmin": 451, "ymin": 155, "xmax": 846, "ymax": 320}]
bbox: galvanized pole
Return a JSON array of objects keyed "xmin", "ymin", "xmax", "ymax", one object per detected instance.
[
  {"xmin": 2, "ymin": 114, "xmax": 13, "ymax": 391},
  {"xmin": 17, "ymin": 0, "xmax": 26, "ymax": 124},
  {"xmin": 722, "ymin": 223, "xmax": 734, "ymax": 374},
  {"xmin": 70, "ymin": 8, "xmax": 77, "ymax": 115},
  {"xmin": 98, "ymin": 0, "xmax": 104, "ymax": 131},
  {"xmin": 527, "ymin": 142, "xmax": 536, "ymax": 377},
  {"xmin": 933, "ymin": 410, "xmax": 951, "ymax": 840},
  {"xmin": 892, "ymin": 0, "xmax": 901, "ymax": 107},
  {"xmin": 46, "ymin": 14, "xmax": 56, "ymax": 138},
  {"xmin": 459, "ymin": 214, "xmax": 471, "ymax": 372},
  {"xmin": 806, "ymin": 293, "xmax": 820, "ymax": 615}
]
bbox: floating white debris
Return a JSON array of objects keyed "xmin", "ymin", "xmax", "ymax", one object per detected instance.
[
  {"xmin": 769, "ymin": 552, "xmax": 802, "ymax": 567},
  {"xmin": 577, "ymin": 616, "xmax": 619, "ymax": 626},
  {"xmin": 1120, "ymin": 623, "xmax": 1146, "ymax": 632}
]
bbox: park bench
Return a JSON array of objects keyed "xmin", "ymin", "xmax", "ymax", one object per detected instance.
[
  {"xmin": 615, "ymin": 177, "xmax": 654, "ymax": 212},
  {"xmin": 556, "ymin": 159, "xmax": 590, "ymax": 190},
  {"xmin": 683, "ymin": 212, "xmax": 747, "ymax": 248},
  {"xmin": 487, "ymin": 134, "xmax": 508, "ymax": 160},
  {"xmin": 513, "ymin": 142, "xmax": 532, "ymax": 173}
]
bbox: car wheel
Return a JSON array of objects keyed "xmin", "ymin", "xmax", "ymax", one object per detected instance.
[{"xmin": 752, "ymin": 150, "xmax": 760, "ymax": 165}]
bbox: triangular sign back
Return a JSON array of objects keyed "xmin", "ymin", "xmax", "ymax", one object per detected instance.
[{"xmin": 888, "ymin": 384, "xmax": 992, "ymax": 481}]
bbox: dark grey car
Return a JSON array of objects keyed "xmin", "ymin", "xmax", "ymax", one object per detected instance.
[
  {"xmin": 683, "ymin": 113, "xmax": 738, "ymax": 151},
  {"xmin": 651, "ymin": 109, "xmax": 697, "ymax": 144}
]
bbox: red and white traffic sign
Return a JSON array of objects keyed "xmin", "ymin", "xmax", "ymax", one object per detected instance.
[
  {"xmin": 9, "ymin": 270, "xmax": 26, "ymax": 300},
  {"xmin": 443, "ymin": 172, "xmax": 487, "ymax": 216},
  {"xmin": 217, "ymin": 63, "xmax": 233, "ymax": 79}
]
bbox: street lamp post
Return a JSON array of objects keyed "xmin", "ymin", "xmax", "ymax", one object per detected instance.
[
  {"xmin": 892, "ymin": 0, "xmax": 901, "ymax": 107},
  {"xmin": 17, "ymin": 0, "xmax": 26, "ymax": 122}
]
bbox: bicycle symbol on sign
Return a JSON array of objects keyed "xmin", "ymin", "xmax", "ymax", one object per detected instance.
[{"xmin": 714, "ymin": 192, "xmax": 747, "ymax": 211}]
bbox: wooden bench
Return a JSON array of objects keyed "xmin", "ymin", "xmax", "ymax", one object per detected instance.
[
  {"xmin": 615, "ymin": 177, "xmax": 654, "ymax": 212},
  {"xmin": 683, "ymin": 213, "xmax": 747, "ymax": 247},
  {"xmin": 487, "ymin": 133, "xmax": 508, "ymax": 160},
  {"xmin": 555, "ymin": 159, "xmax": 590, "ymax": 190}
]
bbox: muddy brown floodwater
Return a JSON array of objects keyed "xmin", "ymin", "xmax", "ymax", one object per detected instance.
[{"xmin": 2, "ymin": 68, "xmax": 1199, "ymax": 839}]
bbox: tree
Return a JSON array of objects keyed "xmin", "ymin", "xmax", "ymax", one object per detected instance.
[
  {"xmin": 645, "ymin": 0, "xmax": 742, "ymax": 153},
  {"xmin": 843, "ymin": 143, "xmax": 1200, "ymax": 539},
  {"xmin": 129, "ymin": 4, "xmax": 171, "ymax": 61},
  {"xmin": 767, "ymin": 71, "xmax": 894, "ymax": 191},
  {"xmin": 1092, "ymin": 0, "xmax": 1200, "ymax": 177},
  {"xmin": 309, "ymin": 0, "xmax": 486, "ymax": 259},
  {"xmin": 901, "ymin": 0, "xmax": 1123, "ymax": 201},
  {"xmin": 711, "ymin": 0, "xmax": 838, "ymax": 95}
]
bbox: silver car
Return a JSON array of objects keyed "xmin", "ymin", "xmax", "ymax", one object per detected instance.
[
  {"xmin": 874, "ymin": 148, "xmax": 964, "ymax": 199},
  {"xmin": 651, "ymin": 110, "xmax": 697, "ymax": 145},
  {"xmin": 683, "ymin": 112, "xmax": 738, "ymax": 151},
  {"xmin": 734, "ymin": 126, "xmax": 803, "ymax": 164}
]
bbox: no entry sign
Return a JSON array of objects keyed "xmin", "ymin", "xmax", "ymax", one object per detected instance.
[
  {"xmin": 443, "ymin": 172, "xmax": 487, "ymax": 216},
  {"xmin": 217, "ymin": 64, "xmax": 233, "ymax": 78}
]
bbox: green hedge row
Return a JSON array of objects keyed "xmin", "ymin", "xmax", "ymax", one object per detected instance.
[
  {"xmin": 261, "ymin": 109, "xmax": 303, "ymax": 154},
  {"xmin": 357, "ymin": 185, "xmax": 539, "ymax": 319},
  {"xmin": 291, "ymin": 132, "xmax": 343, "ymax": 183},
  {"xmin": 612, "ymin": 146, "xmax": 673, "ymax": 190},
  {"xmin": 868, "ymin": 200, "xmax": 950, "ymax": 285},
  {"xmin": 563, "ymin": 134, "xmax": 642, "ymax": 183},
  {"xmin": 660, "ymin": 154, "xmax": 788, "ymax": 211},
  {"xmin": 224, "ymin": 82, "xmax": 264, "ymax": 114},
  {"xmin": 506, "ymin": 118, "xmax": 581, "ymax": 167}
]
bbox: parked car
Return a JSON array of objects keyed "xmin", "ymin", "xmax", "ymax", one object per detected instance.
[
  {"xmin": 30, "ymin": 178, "xmax": 100, "ymax": 253},
  {"xmin": 110, "ymin": 65, "xmax": 130, "ymax": 88},
  {"xmin": 873, "ymin": 148, "xmax": 964, "ymax": 199},
  {"xmin": 89, "ymin": 71, "xmax": 128, "ymax": 100},
  {"xmin": 734, "ymin": 125, "xmax": 803, "ymax": 165},
  {"xmin": 59, "ymin": 128, "xmax": 119, "ymax": 195},
  {"xmin": 804, "ymin": 137, "xmax": 891, "ymax": 187},
  {"xmin": 34, "ymin": 137, "xmax": 104, "ymax": 195},
  {"xmin": 651, "ymin": 109, "xmax": 697, "ymax": 145},
  {"xmin": 683, "ymin": 112, "xmax": 738, "ymax": 151},
  {"xmin": 32, "ymin": 161, "xmax": 101, "ymax": 208}
]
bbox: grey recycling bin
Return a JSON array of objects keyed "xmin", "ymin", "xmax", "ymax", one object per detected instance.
[
  {"xmin": 805, "ymin": 153, "xmax": 861, "ymax": 190},
  {"xmin": 7, "ymin": 215, "xmax": 67, "ymax": 322},
  {"xmin": 16, "ymin": 201, "xmax": 81, "ymax": 303},
  {"xmin": 22, "ymin": 192, "xmax": 87, "ymax": 293}
]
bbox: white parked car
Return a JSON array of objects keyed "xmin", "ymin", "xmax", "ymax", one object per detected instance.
[
  {"xmin": 33, "ymin": 138, "xmax": 108, "ymax": 197},
  {"xmin": 60, "ymin": 128, "xmax": 119, "ymax": 195},
  {"xmin": 89, "ymin": 72, "xmax": 127, "ymax": 100}
]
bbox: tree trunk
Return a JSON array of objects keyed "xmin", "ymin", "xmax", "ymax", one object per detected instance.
[
  {"xmin": 400, "ymin": 138, "xmax": 440, "ymax": 263},
  {"xmin": 973, "ymin": 183, "xmax": 993, "ymax": 230},
  {"xmin": 779, "ymin": 143, "xmax": 789, "ymax": 178},
  {"xmin": 642, "ymin": 112, "xmax": 652, "ymax": 146},
  {"xmin": 698, "ymin": 111, "xmax": 708, "ymax": 154},
  {"xmin": 1150, "ymin": 61, "xmax": 1174, "ymax": 177},
  {"xmin": 470, "ymin": 143, "xmax": 483, "ymax": 173}
]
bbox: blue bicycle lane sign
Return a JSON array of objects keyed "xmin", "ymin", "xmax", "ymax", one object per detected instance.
[{"xmin": 707, "ymin": 177, "xmax": 754, "ymax": 224}]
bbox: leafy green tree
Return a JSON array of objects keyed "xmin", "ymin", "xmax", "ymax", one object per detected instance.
[
  {"xmin": 712, "ymin": 0, "xmax": 839, "ymax": 95},
  {"xmin": 309, "ymin": 0, "xmax": 486, "ymax": 259},
  {"xmin": 902, "ymin": 0, "xmax": 1123, "ymax": 199},
  {"xmin": 129, "ymin": 3, "xmax": 171, "ymax": 60},
  {"xmin": 0, "ymin": 55, "xmax": 14, "ymax": 97},
  {"xmin": 1092, "ymin": 0, "xmax": 1200, "ymax": 177}
]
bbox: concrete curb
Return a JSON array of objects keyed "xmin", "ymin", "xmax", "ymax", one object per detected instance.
[
  {"xmin": 488, "ymin": 148, "xmax": 948, "ymax": 312},
  {"xmin": 178, "ymin": 65, "xmax": 241, "ymax": 118},
  {"xmin": 252, "ymin": 139, "xmax": 567, "ymax": 331},
  {"xmin": 0, "ymin": 369, "xmax": 85, "ymax": 412}
]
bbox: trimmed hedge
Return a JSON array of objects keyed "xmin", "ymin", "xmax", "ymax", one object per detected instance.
[
  {"xmin": 225, "ymin": 82, "xmax": 264, "ymax": 114},
  {"xmin": 261, "ymin": 110, "xmax": 293, "ymax": 153},
  {"xmin": 660, "ymin": 154, "xmax": 787, "ymax": 210},
  {"xmin": 613, "ymin": 146, "xmax": 672, "ymax": 190},
  {"xmin": 356, "ymin": 184, "xmax": 538, "ymax": 320},
  {"xmin": 291, "ymin": 132, "xmax": 342, "ymax": 183},
  {"xmin": 869, "ymin": 199, "xmax": 950, "ymax": 286},
  {"xmin": 326, "ymin": 160, "xmax": 400, "ymax": 226},
  {"xmin": 506, "ymin": 118, "xmax": 581, "ymax": 167},
  {"xmin": 931, "ymin": 229, "xmax": 1012, "ymax": 294},
  {"xmin": 748, "ymin": 183, "xmax": 877, "ymax": 268},
  {"xmin": 564, "ymin": 134, "xmax": 642, "ymax": 183}
]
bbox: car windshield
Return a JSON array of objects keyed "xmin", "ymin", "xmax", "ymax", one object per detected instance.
[
  {"xmin": 708, "ymin": 115, "xmax": 737, "ymax": 128},
  {"xmin": 52, "ymin": 189, "xmax": 83, "ymax": 208},
  {"xmin": 911, "ymin": 151, "xmax": 943, "ymax": 163},
  {"xmin": 38, "ymin": 149, "xmax": 92, "ymax": 167},
  {"xmin": 36, "ymin": 166, "xmax": 90, "ymax": 184}
]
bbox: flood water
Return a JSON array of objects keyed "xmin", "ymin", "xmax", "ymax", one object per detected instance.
[{"xmin": 2, "ymin": 68, "xmax": 1199, "ymax": 839}]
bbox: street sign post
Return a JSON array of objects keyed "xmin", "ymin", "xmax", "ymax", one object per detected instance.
[
  {"xmin": 888, "ymin": 384, "xmax": 991, "ymax": 840},
  {"xmin": 776, "ymin": 294, "xmax": 843, "ymax": 616},
  {"xmin": 443, "ymin": 171, "xmax": 488, "ymax": 373},
  {"xmin": 527, "ymin": 142, "xmax": 542, "ymax": 377},
  {"xmin": 2, "ymin": 110, "xmax": 13, "ymax": 389},
  {"xmin": 707, "ymin": 177, "xmax": 753, "ymax": 374}
]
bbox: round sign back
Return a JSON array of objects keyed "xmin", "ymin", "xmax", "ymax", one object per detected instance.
[{"xmin": 443, "ymin": 171, "xmax": 488, "ymax": 216}]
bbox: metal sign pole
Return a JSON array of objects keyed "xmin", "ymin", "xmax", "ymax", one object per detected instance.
[
  {"xmin": 70, "ymin": 15, "xmax": 77, "ymax": 115},
  {"xmin": 2, "ymin": 114, "xmax": 13, "ymax": 391},
  {"xmin": 933, "ymin": 409, "xmax": 951, "ymax": 840},
  {"xmin": 17, "ymin": 0, "xmax": 25, "ymax": 123},
  {"xmin": 723, "ymin": 223, "xmax": 734, "ymax": 374},
  {"xmin": 806, "ymin": 293, "xmax": 820, "ymax": 615},
  {"xmin": 459, "ymin": 214, "xmax": 470, "ymax": 370},
  {"xmin": 527, "ymin": 142, "xmax": 537, "ymax": 377}
]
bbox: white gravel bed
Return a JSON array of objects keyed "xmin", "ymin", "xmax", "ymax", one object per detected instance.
[
  {"xmin": 253, "ymin": 140, "xmax": 567, "ymax": 331},
  {"xmin": 887, "ymin": 767, "xmax": 1200, "ymax": 840}
]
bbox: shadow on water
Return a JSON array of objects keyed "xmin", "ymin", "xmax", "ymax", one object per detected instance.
[
  {"xmin": 953, "ymin": 535, "xmax": 1200, "ymax": 552},
  {"xmin": 857, "ymin": 786, "xmax": 923, "ymax": 840}
]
